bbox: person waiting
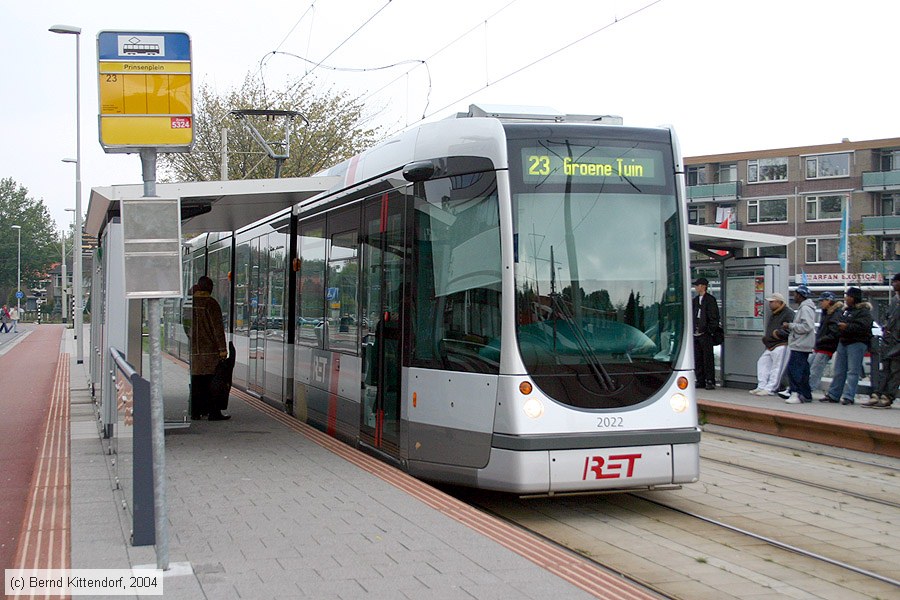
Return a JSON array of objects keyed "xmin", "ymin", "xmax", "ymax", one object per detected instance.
[
  {"xmin": 863, "ymin": 273, "xmax": 900, "ymax": 409},
  {"xmin": 808, "ymin": 291, "xmax": 842, "ymax": 395},
  {"xmin": 821, "ymin": 287, "xmax": 873, "ymax": 405},
  {"xmin": 781, "ymin": 285, "xmax": 816, "ymax": 404},
  {"xmin": 750, "ymin": 293, "xmax": 794, "ymax": 396},
  {"xmin": 692, "ymin": 277, "xmax": 720, "ymax": 391}
]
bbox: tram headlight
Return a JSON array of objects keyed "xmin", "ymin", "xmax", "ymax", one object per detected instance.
[
  {"xmin": 522, "ymin": 397, "xmax": 544, "ymax": 419},
  {"xmin": 670, "ymin": 393, "xmax": 689, "ymax": 413}
]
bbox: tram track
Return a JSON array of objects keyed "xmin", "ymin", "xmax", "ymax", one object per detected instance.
[
  {"xmin": 451, "ymin": 430, "xmax": 900, "ymax": 599},
  {"xmin": 700, "ymin": 455, "xmax": 900, "ymax": 509},
  {"xmin": 628, "ymin": 492, "xmax": 900, "ymax": 589},
  {"xmin": 703, "ymin": 424, "xmax": 900, "ymax": 472}
]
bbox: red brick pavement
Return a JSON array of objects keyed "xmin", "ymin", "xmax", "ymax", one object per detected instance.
[{"xmin": 0, "ymin": 325, "xmax": 64, "ymax": 573}]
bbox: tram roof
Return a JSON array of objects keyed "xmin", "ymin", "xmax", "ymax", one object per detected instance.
[
  {"xmin": 86, "ymin": 176, "xmax": 340, "ymax": 237},
  {"xmin": 688, "ymin": 225, "xmax": 794, "ymax": 253}
]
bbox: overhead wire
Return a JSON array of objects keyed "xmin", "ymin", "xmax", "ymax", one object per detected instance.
[
  {"xmin": 359, "ymin": 0, "xmax": 521, "ymax": 119},
  {"xmin": 418, "ymin": 0, "xmax": 665, "ymax": 124}
]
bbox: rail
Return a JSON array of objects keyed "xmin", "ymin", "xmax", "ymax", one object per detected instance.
[{"xmin": 109, "ymin": 346, "xmax": 155, "ymax": 546}]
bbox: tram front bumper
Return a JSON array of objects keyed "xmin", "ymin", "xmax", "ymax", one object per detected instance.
[{"xmin": 476, "ymin": 442, "xmax": 700, "ymax": 494}]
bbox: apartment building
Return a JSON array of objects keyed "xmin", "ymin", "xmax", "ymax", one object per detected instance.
[{"xmin": 685, "ymin": 137, "xmax": 900, "ymax": 285}]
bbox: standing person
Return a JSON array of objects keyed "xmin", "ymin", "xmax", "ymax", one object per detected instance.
[
  {"xmin": 0, "ymin": 304, "xmax": 10, "ymax": 333},
  {"xmin": 781, "ymin": 285, "xmax": 816, "ymax": 404},
  {"xmin": 750, "ymin": 293, "xmax": 794, "ymax": 395},
  {"xmin": 692, "ymin": 277, "xmax": 720, "ymax": 391},
  {"xmin": 190, "ymin": 276, "xmax": 230, "ymax": 421},
  {"xmin": 863, "ymin": 273, "xmax": 900, "ymax": 409},
  {"xmin": 9, "ymin": 305, "xmax": 19, "ymax": 333},
  {"xmin": 808, "ymin": 292, "xmax": 843, "ymax": 394},
  {"xmin": 822, "ymin": 287, "xmax": 873, "ymax": 405}
]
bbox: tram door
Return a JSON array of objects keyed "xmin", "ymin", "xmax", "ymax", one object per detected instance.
[
  {"xmin": 247, "ymin": 235, "xmax": 267, "ymax": 394},
  {"xmin": 360, "ymin": 190, "xmax": 406, "ymax": 457}
]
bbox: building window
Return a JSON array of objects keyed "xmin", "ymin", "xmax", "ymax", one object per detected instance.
[
  {"xmin": 688, "ymin": 205, "xmax": 706, "ymax": 225},
  {"xmin": 747, "ymin": 246, "xmax": 787, "ymax": 258},
  {"xmin": 882, "ymin": 149, "xmax": 900, "ymax": 172},
  {"xmin": 805, "ymin": 153, "xmax": 850, "ymax": 179},
  {"xmin": 882, "ymin": 193, "xmax": 900, "ymax": 216},
  {"xmin": 718, "ymin": 163, "xmax": 737, "ymax": 183},
  {"xmin": 747, "ymin": 158, "xmax": 788, "ymax": 183},
  {"xmin": 805, "ymin": 195, "xmax": 844, "ymax": 221},
  {"xmin": 687, "ymin": 166, "xmax": 707, "ymax": 186},
  {"xmin": 747, "ymin": 198, "xmax": 787, "ymax": 224},
  {"xmin": 882, "ymin": 238, "xmax": 900, "ymax": 260},
  {"xmin": 806, "ymin": 238, "xmax": 840, "ymax": 263}
]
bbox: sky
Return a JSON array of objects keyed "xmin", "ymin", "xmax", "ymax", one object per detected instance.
[{"xmin": 3, "ymin": 0, "xmax": 899, "ymax": 231}]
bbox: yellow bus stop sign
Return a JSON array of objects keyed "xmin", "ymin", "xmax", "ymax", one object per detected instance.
[{"xmin": 97, "ymin": 31, "xmax": 193, "ymax": 153}]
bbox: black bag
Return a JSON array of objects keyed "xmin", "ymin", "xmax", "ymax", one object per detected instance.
[
  {"xmin": 711, "ymin": 325, "xmax": 725, "ymax": 346},
  {"xmin": 209, "ymin": 342, "xmax": 236, "ymax": 411}
]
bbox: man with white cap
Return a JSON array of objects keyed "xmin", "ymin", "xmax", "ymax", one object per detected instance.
[
  {"xmin": 781, "ymin": 285, "xmax": 817, "ymax": 403},
  {"xmin": 750, "ymin": 292, "xmax": 794, "ymax": 395}
]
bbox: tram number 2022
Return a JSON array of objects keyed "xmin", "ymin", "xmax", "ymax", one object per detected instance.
[{"xmin": 596, "ymin": 416, "xmax": 624, "ymax": 428}]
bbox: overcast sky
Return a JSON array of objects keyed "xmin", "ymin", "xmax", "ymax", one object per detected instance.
[{"xmin": 3, "ymin": 0, "xmax": 898, "ymax": 231}]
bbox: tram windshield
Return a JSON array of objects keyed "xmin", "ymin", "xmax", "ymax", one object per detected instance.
[{"xmin": 507, "ymin": 129, "xmax": 684, "ymax": 408}]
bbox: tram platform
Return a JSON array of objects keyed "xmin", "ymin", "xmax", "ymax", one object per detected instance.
[
  {"xmin": 698, "ymin": 384, "xmax": 900, "ymax": 458},
  {"xmin": 55, "ymin": 327, "xmax": 643, "ymax": 600}
]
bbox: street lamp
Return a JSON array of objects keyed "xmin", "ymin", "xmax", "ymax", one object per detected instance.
[
  {"xmin": 63, "ymin": 206, "xmax": 75, "ymax": 325},
  {"xmin": 51, "ymin": 24, "xmax": 83, "ymax": 363},
  {"xmin": 11, "ymin": 225, "xmax": 21, "ymax": 316}
]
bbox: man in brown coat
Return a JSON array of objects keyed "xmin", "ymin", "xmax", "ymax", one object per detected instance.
[{"xmin": 190, "ymin": 276, "xmax": 230, "ymax": 420}]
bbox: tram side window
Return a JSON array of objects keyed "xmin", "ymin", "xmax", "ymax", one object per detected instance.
[
  {"xmin": 411, "ymin": 172, "xmax": 502, "ymax": 373},
  {"xmin": 297, "ymin": 219, "xmax": 326, "ymax": 347},
  {"xmin": 268, "ymin": 231, "xmax": 288, "ymax": 337},
  {"xmin": 208, "ymin": 245, "xmax": 232, "ymax": 331},
  {"xmin": 326, "ymin": 229, "xmax": 359, "ymax": 353},
  {"xmin": 234, "ymin": 241, "xmax": 251, "ymax": 334}
]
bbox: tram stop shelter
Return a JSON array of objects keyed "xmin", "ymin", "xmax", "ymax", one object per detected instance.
[{"xmin": 85, "ymin": 176, "xmax": 339, "ymax": 433}]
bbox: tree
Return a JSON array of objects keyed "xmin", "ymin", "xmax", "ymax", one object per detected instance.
[
  {"xmin": 160, "ymin": 74, "xmax": 383, "ymax": 182},
  {"xmin": 0, "ymin": 178, "xmax": 61, "ymax": 304}
]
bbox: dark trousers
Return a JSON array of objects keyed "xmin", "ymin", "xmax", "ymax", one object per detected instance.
[
  {"xmin": 190, "ymin": 374, "xmax": 213, "ymax": 418},
  {"xmin": 694, "ymin": 333, "xmax": 715, "ymax": 386},
  {"xmin": 875, "ymin": 355, "xmax": 900, "ymax": 400},
  {"xmin": 787, "ymin": 350, "xmax": 812, "ymax": 400}
]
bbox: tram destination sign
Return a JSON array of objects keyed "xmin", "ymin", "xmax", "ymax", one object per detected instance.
[
  {"xmin": 97, "ymin": 31, "xmax": 193, "ymax": 153},
  {"xmin": 521, "ymin": 145, "xmax": 664, "ymax": 185}
]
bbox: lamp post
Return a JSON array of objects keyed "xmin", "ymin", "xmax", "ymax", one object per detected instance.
[
  {"xmin": 51, "ymin": 25, "xmax": 83, "ymax": 363},
  {"xmin": 63, "ymin": 207, "xmax": 75, "ymax": 326},
  {"xmin": 11, "ymin": 225, "xmax": 21, "ymax": 316}
]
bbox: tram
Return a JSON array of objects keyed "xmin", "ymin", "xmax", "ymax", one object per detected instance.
[{"xmin": 167, "ymin": 106, "xmax": 700, "ymax": 493}]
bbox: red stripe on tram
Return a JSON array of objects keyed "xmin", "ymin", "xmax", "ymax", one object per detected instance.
[
  {"xmin": 380, "ymin": 192, "xmax": 389, "ymax": 233},
  {"xmin": 327, "ymin": 355, "xmax": 341, "ymax": 436}
]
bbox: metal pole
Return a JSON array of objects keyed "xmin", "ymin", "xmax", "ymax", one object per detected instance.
[
  {"xmin": 140, "ymin": 148, "xmax": 168, "ymax": 570},
  {"xmin": 61, "ymin": 231, "xmax": 68, "ymax": 324},
  {"xmin": 50, "ymin": 24, "xmax": 82, "ymax": 344},
  {"xmin": 220, "ymin": 127, "xmax": 228, "ymax": 181},
  {"xmin": 73, "ymin": 30, "xmax": 84, "ymax": 363},
  {"xmin": 14, "ymin": 226, "xmax": 21, "ymax": 314},
  {"xmin": 63, "ymin": 207, "xmax": 75, "ymax": 325}
]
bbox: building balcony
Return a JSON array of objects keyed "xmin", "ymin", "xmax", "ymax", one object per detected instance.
[
  {"xmin": 862, "ymin": 215, "xmax": 900, "ymax": 235},
  {"xmin": 861, "ymin": 260, "xmax": 900, "ymax": 275},
  {"xmin": 686, "ymin": 181, "xmax": 741, "ymax": 202},
  {"xmin": 862, "ymin": 170, "xmax": 900, "ymax": 192}
]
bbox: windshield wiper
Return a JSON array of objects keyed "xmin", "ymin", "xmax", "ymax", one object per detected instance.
[{"xmin": 549, "ymin": 291, "xmax": 618, "ymax": 392}]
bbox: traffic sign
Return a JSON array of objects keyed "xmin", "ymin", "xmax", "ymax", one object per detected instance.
[
  {"xmin": 15, "ymin": 291, "xmax": 24, "ymax": 299},
  {"xmin": 97, "ymin": 31, "xmax": 193, "ymax": 153}
]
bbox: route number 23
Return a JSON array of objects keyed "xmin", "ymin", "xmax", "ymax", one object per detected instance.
[{"xmin": 528, "ymin": 155, "xmax": 551, "ymax": 176}]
